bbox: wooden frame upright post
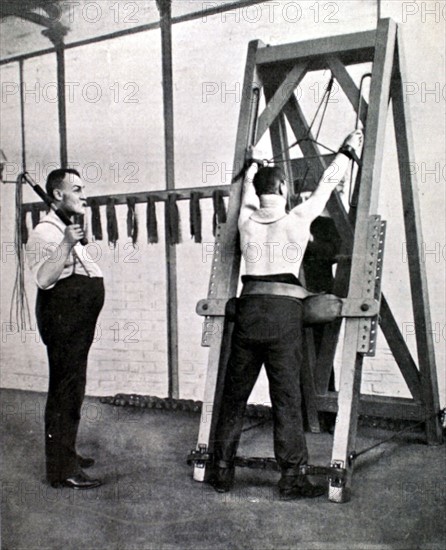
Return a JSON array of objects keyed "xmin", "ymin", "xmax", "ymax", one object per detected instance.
[
  {"xmin": 391, "ymin": 30, "xmax": 442, "ymax": 444},
  {"xmin": 328, "ymin": 18, "xmax": 397, "ymax": 501},
  {"xmin": 193, "ymin": 40, "xmax": 264, "ymax": 481}
]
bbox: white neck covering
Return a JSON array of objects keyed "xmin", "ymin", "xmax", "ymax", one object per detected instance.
[{"xmin": 250, "ymin": 194, "xmax": 287, "ymax": 223}]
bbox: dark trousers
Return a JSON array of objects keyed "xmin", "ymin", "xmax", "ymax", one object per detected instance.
[
  {"xmin": 36, "ymin": 275, "xmax": 104, "ymax": 482},
  {"xmin": 214, "ymin": 295, "xmax": 308, "ymax": 473}
]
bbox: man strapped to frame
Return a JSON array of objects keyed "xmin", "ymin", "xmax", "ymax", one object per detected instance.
[{"xmin": 211, "ymin": 129, "xmax": 363, "ymax": 499}]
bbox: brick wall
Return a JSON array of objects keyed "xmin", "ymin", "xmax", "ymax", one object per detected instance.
[{"xmin": 1, "ymin": 1, "xmax": 444, "ymax": 407}]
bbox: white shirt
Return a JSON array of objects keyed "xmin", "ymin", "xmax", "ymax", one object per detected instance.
[{"xmin": 26, "ymin": 210, "xmax": 103, "ymax": 290}]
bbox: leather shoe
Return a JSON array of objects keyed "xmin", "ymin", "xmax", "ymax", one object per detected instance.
[
  {"xmin": 279, "ymin": 475, "xmax": 325, "ymax": 500},
  {"xmin": 211, "ymin": 466, "xmax": 235, "ymax": 493},
  {"xmin": 77, "ymin": 455, "xmax": 95, "ymax": 469},
  {"xmin": 51, "ymin": 472, "xmax": 102, "ymax": 490}
]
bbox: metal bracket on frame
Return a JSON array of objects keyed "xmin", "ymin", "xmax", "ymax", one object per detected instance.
[{"xmin": 356, "ymin": 215, "xmax": 387, "ymax": 356}]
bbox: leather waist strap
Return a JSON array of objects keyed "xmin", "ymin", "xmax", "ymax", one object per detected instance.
[{"xmin": 241, "ymin": 281, "xmax": 315, "ymax": 300}]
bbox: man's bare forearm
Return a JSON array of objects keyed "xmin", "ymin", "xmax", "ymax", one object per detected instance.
[{"xmin": 241, "ymin": 163, "xmax": 259, "ymax": 209}]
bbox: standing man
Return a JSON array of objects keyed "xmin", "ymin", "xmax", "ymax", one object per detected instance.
[
  {"xmin": 26, "ymin": 169, "xmax": 104, "ymax": 489},
  {"xmin": 212, "ymin": 130, "xmax": 363, "ymax": 499}
]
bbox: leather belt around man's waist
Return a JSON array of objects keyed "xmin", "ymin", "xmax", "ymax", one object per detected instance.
[{"xmin": 241, "ymin": 281, "xmax": 316, "ymax": 300}]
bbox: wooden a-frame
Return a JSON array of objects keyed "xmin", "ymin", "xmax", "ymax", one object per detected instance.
[{"xmin": 192, "ymin": 19, "xmax": 443, "ymax": 502}]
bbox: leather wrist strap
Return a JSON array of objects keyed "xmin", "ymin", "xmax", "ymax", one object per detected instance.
[{"xmin": 338, "ymin": 144, "xmax": 362, "ymax": 166}]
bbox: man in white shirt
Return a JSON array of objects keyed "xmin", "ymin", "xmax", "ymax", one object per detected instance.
[
  {"xmin": 212, "ymin": 130, "xmax": 363, "ymax": 499},
  {"xmin": 26, "ymin": 168, "xmax": 104, "ymax": 489}
]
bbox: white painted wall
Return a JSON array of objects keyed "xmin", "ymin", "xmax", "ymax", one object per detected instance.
[{"xmin": 1, "ymin": 1, "xmax": 444, "ymax": 406}]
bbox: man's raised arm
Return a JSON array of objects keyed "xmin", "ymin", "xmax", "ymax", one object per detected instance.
[
  {"xmin": 292, "ymin": 130, "xmax": 363, "ymax": 221},
  {"xmin": 238, "ymin": 147, "xmax": 262, "ymax": 228}
]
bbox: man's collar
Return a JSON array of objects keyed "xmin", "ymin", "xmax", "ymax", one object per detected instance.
[{"xmin": 249, "ymin": 194, "xmax": 287, "ymax": 224}]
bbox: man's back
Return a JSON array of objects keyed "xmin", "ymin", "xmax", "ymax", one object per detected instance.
[{"xmin": 239, "ymin": 206, "xmax": 312, "ymax": 277}]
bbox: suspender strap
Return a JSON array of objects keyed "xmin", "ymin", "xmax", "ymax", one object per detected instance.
[{"xmin": 39, "ymin": 221, "xmax": 90, "ymax": 277}]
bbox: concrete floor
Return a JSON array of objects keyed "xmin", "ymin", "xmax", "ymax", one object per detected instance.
[{"xmin": 1, "ymin": 388, "xmax": 445, "ymax": 550}]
